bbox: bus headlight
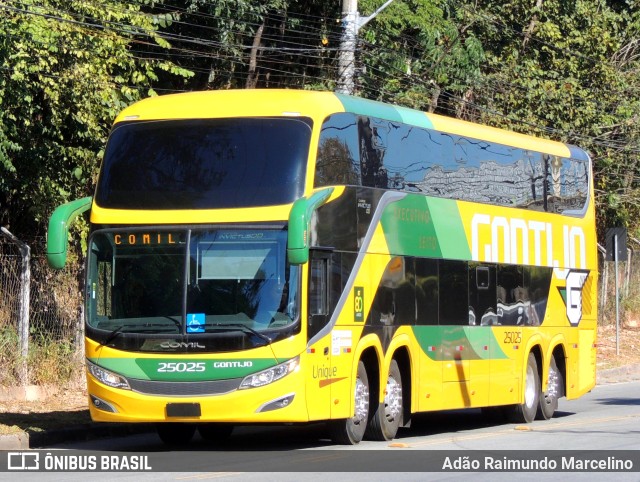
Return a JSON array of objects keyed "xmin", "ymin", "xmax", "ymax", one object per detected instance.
[
  {"xmin": 87, "ymin": 360, "xmax": 131, "ymax": 390},
  {"xmin": 239, "ymin": 356, "xmax": 300, "ymax": 389}
]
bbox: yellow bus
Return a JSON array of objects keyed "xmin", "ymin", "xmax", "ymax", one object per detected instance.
[{"xmin": 47, "ymin": 89, "xmax": 597, "ymax": 445}]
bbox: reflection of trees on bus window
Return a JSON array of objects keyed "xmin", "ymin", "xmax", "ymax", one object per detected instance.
[
  {"xmin": 315, "ymin": 114, "xmax": 359, "ymax": 186},
  {"xmin": 315, "ymin": 113, "xmax": 589, "ymax": 214},
  {"xmin": 358, "ymin": 116, "xmax": 388, "ymax": 189}
]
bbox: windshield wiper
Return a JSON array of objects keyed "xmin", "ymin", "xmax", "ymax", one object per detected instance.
[
  {"xmin": 99, "ymin": 325, "xmax": 123, "ymax": 347},
  {"xmin": 203, "ymin": 323, "xmax": 273, "ymax": 344},
  {"xmin": 98, "ymin": 322, "xmax": 180, "ymax": 347}
]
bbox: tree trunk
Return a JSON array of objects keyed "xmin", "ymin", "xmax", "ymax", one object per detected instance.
[
  {"xmin": 246, "ymin": 22, "xmax": 265, "ymax": 89},
  {"xmin": 522, "ymin": 0, "xmax": 544, "ymax": 51}
]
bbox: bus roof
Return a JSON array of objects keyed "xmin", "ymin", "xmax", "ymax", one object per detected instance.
[{"xmin": 115, "ymin": 89, "xmax": 588, "ymax": 161}]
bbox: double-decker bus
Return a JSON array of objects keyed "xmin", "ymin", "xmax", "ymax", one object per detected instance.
[{"xmin": 47, "ymin": 89, "xmax": 597, "ymax": 445}]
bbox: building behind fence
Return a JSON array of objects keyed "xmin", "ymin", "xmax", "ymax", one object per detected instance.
[{"xmin": 0, "ymin": 229, "xmax": 638, "ymax": 387}]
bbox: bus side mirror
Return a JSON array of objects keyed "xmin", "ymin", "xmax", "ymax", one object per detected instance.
[
  {"xmin": 47, "ymin": 196, "xmax": 92, "ymax": 269},
  {"xmin": 287, "ymin": 188, "xmax": 333, "ymax": 265}
]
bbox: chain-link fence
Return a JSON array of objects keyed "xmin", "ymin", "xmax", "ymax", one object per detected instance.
[
  {"xmin": 599, "ymin": 241, "xmax": 640, "ymax": 327},
  {"xmin": 0, "ymin": 233, "xmax": 25, "ymax": 385},
  {"xmin": 0, "ymin": 231, "xmax": 83, "ymax": 387}
]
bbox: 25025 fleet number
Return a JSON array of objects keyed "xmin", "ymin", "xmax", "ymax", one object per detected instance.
[
  {"xmin": 503, "ymin": 331, "xmax": 522, "ymax": 344},
  {"xmin": 157, "ymin": 362, "xmax": 206, "ymax": 373}
]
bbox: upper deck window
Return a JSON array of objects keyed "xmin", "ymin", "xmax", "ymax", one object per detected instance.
[
  {"xmin": 95, "ymin": 117, "xmax": 311, "ymax": 209},
  {"xmin": 316, "ymin": 113, "xmax": 589, "ymax": 214}
]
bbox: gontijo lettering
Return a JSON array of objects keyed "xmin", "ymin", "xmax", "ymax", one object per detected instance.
[{"xmin": 471, "ymin": 213, "xmax": 586, "ymax": 268}]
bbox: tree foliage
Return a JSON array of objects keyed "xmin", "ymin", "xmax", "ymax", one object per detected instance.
[
  {"xmin": 462, "ymin": 0, "xmax": 640, "ymax": 238},
  {"xmin": 0, "ymin": 0, "xmax": 191, "ymax": 235},
  {"xmin": 357, "ymin": 0, "xmax": 485, "ymax": 113},
  {"xmin": 147, "ymin": 0, "xmax": 341, "ymax": 91},
  {"xmin": 2, "ymin": 0, "xmax": 640, "ymax": 242}
]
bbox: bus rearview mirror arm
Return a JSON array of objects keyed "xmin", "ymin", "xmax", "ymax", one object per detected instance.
[
  {"xmin": 287, "ymin": 188, "xmax": 333, "ymax": 265},
  {"xmin": 47, "ymin": 196, "xmax": 92, "ymax": 269}
]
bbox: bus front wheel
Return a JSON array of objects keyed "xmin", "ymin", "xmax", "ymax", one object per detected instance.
[
  {"xmin": 327, "ymin": 361, "xmax": 370, "ymax": 444},
  {"xmin": 366, "ymin": 359, "xmax": 403, "ymax": 441},
  {"xmin": 509, "ymin": 352, "xmax": 539, "ymax": 424}
]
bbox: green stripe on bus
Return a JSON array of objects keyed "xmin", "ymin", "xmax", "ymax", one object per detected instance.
[
  {"xmin": 378, "ymin": 195, "xmax": 470, "ymax": 260},
  {"xmin": 412, "ymin": 326, "xmax": 508, "ymax": 361},
  {"xmin": 426, "ymin": 197, "xmax": 471, "ymax": 260},
  {"xmin": 380, "ymin": 195, "xmax": 441, "ymax": 257},
  {"xmin": 335, "ymin": 94, "xmax": 434, "ymax": 129},
  {"xmin": 89, "ymin": 357, "xmax": 278, "ymax": 381}
]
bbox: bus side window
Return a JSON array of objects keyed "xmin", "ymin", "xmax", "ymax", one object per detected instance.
[{"xmin": 309, "ymin": 252, "xmax": 330, "ymax": 340}]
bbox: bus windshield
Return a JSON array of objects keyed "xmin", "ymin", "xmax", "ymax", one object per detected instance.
[
  {"xmin": 94, "ymin": 117, "xmax": 311, "ymax": 209},
  {"xmin": 86, "ymin": 228, "xmax": 300, "ymax": 351}
]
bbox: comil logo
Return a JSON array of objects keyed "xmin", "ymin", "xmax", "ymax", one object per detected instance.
[{"xmin": 7, "ymin": 452, "xmax": 39, "ymax": 470}]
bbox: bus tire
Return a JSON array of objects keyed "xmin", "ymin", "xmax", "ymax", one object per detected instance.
[
  {"xmin": 366, "ymin": 359, "xmax": 403, "ymax": 441},
  {"xmin": 537, "ymin": 355, "xmax": 562, "ymax": 420},
  {"xmin": 198, "ymin": 423, "xmax": 234, "ymax": 442},
  {"xmin": 327, "ymin": 361, "xmax": 370, "ymax": 445},
  {"xmin": 156, "ymin": 423, "xmax": 196, "ymax": 446},
  {"xmin": 509, "ymin": 352, "xmax": 539, "ymax": 424}
]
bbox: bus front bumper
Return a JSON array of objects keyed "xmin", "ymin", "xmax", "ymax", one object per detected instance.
[{"xmin": 86, "ymin": 371, "xmax": 309, "ymax": 424}]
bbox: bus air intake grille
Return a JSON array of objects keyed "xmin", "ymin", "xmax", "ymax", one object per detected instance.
[{"xmin": 127, "ymin": 377, "xmax": 241, "ymax": 396}]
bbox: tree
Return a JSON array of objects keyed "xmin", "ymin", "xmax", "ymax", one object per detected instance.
[
  {"xmin": 458, "ymin": 0, "xmax": 640, "ymax": 237},
  {"xmin": 356, "ymin": 0, "xmax": 485, "ymax": 113},
  {"xmin": 147, "ymin": 0, "xmax": 341, "ymax": 91},
  {"xmin": 0, "ymin": 0, "xmax": 192, "ymax": 238}
]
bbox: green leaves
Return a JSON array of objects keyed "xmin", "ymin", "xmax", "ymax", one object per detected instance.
[
  {"xmin": 0, "ymin": 0, "xmax": 192, "ymax": 235},
  {"xmin": 468, "ymin": 0, "xmax": 640, "ymax": 233},
  {"xmin": 2, "ymin": 0, "xmax": 640, "ymax": 242}
]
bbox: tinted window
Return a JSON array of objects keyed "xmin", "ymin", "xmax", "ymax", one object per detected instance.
[
  {"xmin": 96, "ymin": 118, "xmax": 311, "ymax": 209},
  {"xmin": 369, "ymin": 256, "xmax": 415, "ymax": 326},
  {"xmin": 547, "ymin": 156, "xmax": 589, "ymax": 213},
  {"xmin": 469, "ymin": 263, "xmax": 497, "ymax": 326},
  {"xmin": 415, "ymin": 257, "xmax": 438, "ymax": 325},
  {"xmin": 497, "ymin": 265, "xmax": 525, "ymax": 326},
  {"xmin": 315, "ymin": 113, "xmax": 588, "ymax": 213},
  {"xmin": 439, "ymin": 260, "xmax": 469, "ymax": 325},
  {"xmin": 315, "ymin": 113, "xmax": 360, "ymax": 186}
]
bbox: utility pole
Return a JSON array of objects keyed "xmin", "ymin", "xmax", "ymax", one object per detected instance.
[{"xmin": 337, "ymin": 0, "xmax": 395, "ymax": 95}]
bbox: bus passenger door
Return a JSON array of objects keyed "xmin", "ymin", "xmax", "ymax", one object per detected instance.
[{"xmin": 305, "ymin": 250, "xmax": 333, "ymax": 420}]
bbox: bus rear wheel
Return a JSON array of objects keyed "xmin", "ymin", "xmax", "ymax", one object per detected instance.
[
  {"xmin": 537, "ymin": 356, "xmax": 562, "ymax": 420},
  {"xmin": 327, "ymin": 361, "xmax": 369, "ymax": 445},
  {"xmin": 509, "ymin": 352, "xmax": 539, "ymax": 424},
  {"xmin": 366, "ymin": 359, "xmax": 403, "ymax": 441},
  {"xmin": 156, "ymin": 422, "xmax": 196, "ymax": 446}
]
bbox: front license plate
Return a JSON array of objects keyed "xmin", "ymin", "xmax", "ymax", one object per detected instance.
[{"xmin": 166, "ymin": 403, "xmax": 201, "ymax": 417}]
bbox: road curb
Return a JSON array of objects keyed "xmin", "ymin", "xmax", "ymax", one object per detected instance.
[
  {"xmin": 596, "ymin": 363, "xmax": 640, "ymax": 385},
  {"xmin": 0, "ymin": 431, "xmax": 28, "ymax": 450},
  {"xmin": 0, "ymin": 423, "xmax": 154, "ymax": 450},
  {"xmin": 1, "ymin": 365, "xmax": 639, "ymax": 450}
]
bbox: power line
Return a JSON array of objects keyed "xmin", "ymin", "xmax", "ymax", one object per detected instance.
[{"xmin": 3, "ymin": 0, "xmax": 640, "ymax": 154}]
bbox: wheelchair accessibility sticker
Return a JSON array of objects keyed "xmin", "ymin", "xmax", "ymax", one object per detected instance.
[{"xmin": 187, "ymin": 313, "xmax": 205, "ymax": 333}]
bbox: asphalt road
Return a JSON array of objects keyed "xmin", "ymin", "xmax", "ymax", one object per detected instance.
[{"xmin": 4, "ymin": 380, "xmax": 637, "ymax": 481}]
